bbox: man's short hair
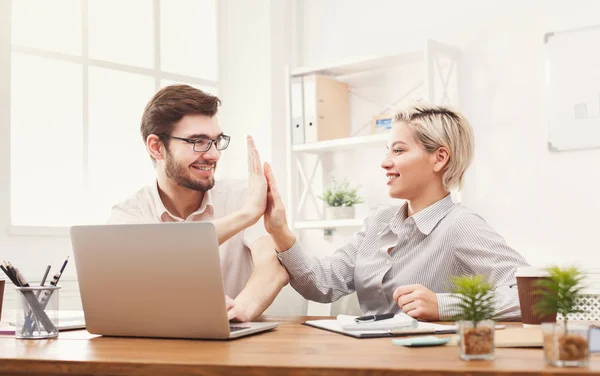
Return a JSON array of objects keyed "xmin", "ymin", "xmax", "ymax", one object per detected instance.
[{"xmin": 141, "ymin": 85, "xmax": 221, "ymax": 161}]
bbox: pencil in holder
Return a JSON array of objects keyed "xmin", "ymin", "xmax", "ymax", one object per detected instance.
[{"xmin": 14, "ymin": 286, "xmax": 60, "ymax": 339}]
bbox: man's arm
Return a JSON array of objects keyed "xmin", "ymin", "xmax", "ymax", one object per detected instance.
[
  {"xmin": 109, "ymin": 201, "xmax": 258, "ymax": 245},
  {"xmin": 215, "ymin": 136, "xmax": 268, "ymax": 246},
  {"xmin": 228, "ymin": 235, "xmax": 289, "ymax": 322},
  {"xmin": 211, "ymin": 211, "xmax": 257, "ymax": 246}
]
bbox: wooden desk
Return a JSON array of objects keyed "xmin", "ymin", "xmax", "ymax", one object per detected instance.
[{"xmin": 0, "ymin": 316, "xmax": 598, "ymax": 376}]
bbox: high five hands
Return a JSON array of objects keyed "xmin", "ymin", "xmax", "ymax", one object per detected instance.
[
  {"xmin": 243, "ymin": 136, "xmax": 294, "ymax": 250},
  {"xmin": 226, "ymin": 136, "xmax": 294, "ymax": 322}
]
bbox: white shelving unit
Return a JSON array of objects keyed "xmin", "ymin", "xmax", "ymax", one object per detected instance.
[
  {"xmin": 292, "ymin": 133, "xmax": 388, "ymax": 154},
  {"xmin": 283, "ymin": 39, "xmax": 461, "ymax": 316},
  {"xmin": 290, "ymin": 51, "xmax": 424, "ymax": 77}
]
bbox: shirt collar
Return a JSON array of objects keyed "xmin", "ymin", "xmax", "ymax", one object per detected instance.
[
  {"xmin": 151, "ymin": 181, "xmax": 214, "ymax": 222},
  {"xmin": 389, "ymin": 194, "xmax": 455, "ymax": 236}
]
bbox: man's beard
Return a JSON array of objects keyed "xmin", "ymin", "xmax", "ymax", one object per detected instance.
[{"xmin": 164, "ymin": 148, "xmax": 215, "ymax": 192}]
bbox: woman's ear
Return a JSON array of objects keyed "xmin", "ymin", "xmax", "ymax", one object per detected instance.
[
  {"xmin": 432, "ymin": 147, "xmax": 450, "ymax": 173},
  {"xmin": 146, "ymin": 135, "xmax": 164, "ymax": 161}
]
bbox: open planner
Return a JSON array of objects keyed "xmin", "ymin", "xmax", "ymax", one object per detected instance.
[{"xmin": 303, "ymin": 314, "xmax": 457, "ymax": 339}]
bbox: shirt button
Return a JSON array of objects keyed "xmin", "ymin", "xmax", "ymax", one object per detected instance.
[{"xmin": 385, "ymin": 260, "xmax": 391, "ymax": 265}]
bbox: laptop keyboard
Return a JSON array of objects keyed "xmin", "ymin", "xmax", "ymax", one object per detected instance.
[{"xmin": 230, "ymin": 325, "xmax": 250, "ymax": 332}]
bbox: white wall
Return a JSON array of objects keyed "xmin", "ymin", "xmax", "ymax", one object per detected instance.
[{"xmin": 298, "ymin": 0, "xmax": 600, "ymax": 268}]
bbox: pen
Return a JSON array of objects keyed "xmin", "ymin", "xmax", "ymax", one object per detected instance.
[
  {"xmin": 35, "ymin": 264, "xmax": 52, "ymax": 300},
  {"xmin": 0, "ymin": 264, "xmax": 19, "ymax": 286},
  {"xmin": 40, "ymin": 265, "xmax": 51, "ymax": 286},
  {"xmin": 14, "ymin": 267, "xmax": 30, "ymax": 287},
  {"xmin": 3, "ymin": 263, "xmax": 16, "ymax": 285},
  {"xmin": 59, "ymin": 257, "xmax": 69, "ymax": 274},
  {"xmin": 39, "ymin": 256, "xmax": 69, "ymax": 307},
  {"xmin": 355, "ymin": 313, "xmax": 395, "ymax": 323}
]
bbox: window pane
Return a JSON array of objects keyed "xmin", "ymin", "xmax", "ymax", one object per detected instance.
[
  {"xmin": 160, "ymin": 0, "xmax": 218, "ymax": 80},
  {"xmin": 86, "ymin": 67, "xmax": 156, "ymax": 223},
  {"xmin": 160, "ymin": 79, "xmax": 218, "ymax": 96},
  {"xmin": 10, "ymin": 53, "xmax": 83, "ymax": 226},
  {"xmin": 88, "ymin": 0, "xmax": 154, "ymax": 69},
  {"xmin": 11, "ymin": 0, "xmax": 82, "ymax": 55}
]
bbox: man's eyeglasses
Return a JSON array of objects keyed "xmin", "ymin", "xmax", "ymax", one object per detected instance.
[{"xmin": 167, "ymin": 135, "xmax": 231, "ymax": 152}]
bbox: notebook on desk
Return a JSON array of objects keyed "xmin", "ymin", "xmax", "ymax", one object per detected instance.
[{"xmin": 303, "ymin": 315, "xmax": 457, "ymax": 339}]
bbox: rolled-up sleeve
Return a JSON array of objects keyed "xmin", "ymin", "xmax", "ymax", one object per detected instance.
[
  {"xmin": 437, "ymin": 212, "xmax": 530, "ymax": 320},
  {"xmin": 277, "ymin": 219, "xmax": 369, "ymax": 303}
]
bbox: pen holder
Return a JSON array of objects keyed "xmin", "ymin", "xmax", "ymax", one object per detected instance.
[{"xmin": 14, "ymin": 286, "xmax": 60, "ymax": 339}]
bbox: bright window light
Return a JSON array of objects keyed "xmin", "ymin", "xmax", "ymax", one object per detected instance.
[{"xmin": 10, "ymin": 0, "xmax": 218, "ymax": 227}]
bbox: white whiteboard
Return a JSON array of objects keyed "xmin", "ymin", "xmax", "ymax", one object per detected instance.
[{"xmin": 546, "ymin": 25, "xmax": 600, "ymax": 151}]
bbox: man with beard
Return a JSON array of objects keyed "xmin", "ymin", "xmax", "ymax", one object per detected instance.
[{"xmin": 108, "ymin": 85, "xmax": 288, "ymax": 322}]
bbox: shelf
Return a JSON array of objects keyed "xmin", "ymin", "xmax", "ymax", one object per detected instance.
[
  {"xmin": 291, "ymin": 50, "xmax": 424, "ymax": 77},
  {"xmin": 292, "ymin": 133, "xmax": 389, "ymax": 154},
  {"xmin": 294, "ymin": 218, "xmax": 364, "ymax": 230}
]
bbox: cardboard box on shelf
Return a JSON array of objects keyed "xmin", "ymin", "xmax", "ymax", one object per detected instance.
[{"xmin": 303, "ymin": 75, "xmax": 350, "ymax": 143}]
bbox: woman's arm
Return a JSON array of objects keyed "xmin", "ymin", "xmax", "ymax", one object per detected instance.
[
  {"xmin": 264, "ymin": 162, "xmax": 365, "ymax": 303},
  {"xmin": 276, "ymin": 228, "xmax": 367, "ymax": 303},
  {"xmin": 437, "ymin": 211, "xmax": 530, "ymax": 320}
]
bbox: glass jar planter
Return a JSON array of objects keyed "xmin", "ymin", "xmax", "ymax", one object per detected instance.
[
  {"xmin": 457, "ymin": 320, "xmax": 495, "ymax": 361},
  {"xmin": 541, "ymin": 322, "xmax": 589, "ymax": 367}
]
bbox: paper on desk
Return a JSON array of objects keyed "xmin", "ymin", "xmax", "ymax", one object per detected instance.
[
  {"xmin": 337, "ymin": 313, "xmax": 416, "ymax": 331},
  {"xmin": 304, "ymin": 317, "xmax": 456, "ymax": 338}
]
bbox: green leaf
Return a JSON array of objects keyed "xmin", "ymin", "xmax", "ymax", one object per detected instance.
[
  {"xmin": 318, "ymin": 177, "xmax": 364, "ymax": 207},
  {"xmin": 533, "ymin": 266, "xmax": 586, "ymax": 324},
  {"xmin": 449, "ymin": 275, "xmax": 496, "ymax": 325}
]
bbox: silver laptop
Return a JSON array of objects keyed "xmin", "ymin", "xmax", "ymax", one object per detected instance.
[{"xmin": 69, "ymin": 222, "xmax": 278, "ymax": 339}]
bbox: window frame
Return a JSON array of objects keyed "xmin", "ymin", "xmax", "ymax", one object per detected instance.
[{"xmin": 7, "ymin": 0, "xmax": 219, "ymax": 235}]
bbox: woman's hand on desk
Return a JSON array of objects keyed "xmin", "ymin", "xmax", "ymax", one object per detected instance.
[
  {"xmin": 393, "ymin": 284, "xmax": 440, "ymax": 321},
  {"xmin": 263, "ymin": 162, "xmax": 296, "ymax": 252}
]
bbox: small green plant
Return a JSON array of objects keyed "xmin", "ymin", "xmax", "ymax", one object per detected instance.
[
  {"xmin": 450, "ymin": 275, "xmax": 496, "ymax": 327},
  {"xmin": 318, "ymin": 178, "xmax": 363, "ymax": 207},
  {"xmin": 534, "ymin": 266, "xmax": 585, "ymax": 329}
]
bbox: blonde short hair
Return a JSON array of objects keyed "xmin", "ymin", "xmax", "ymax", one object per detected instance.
[{"xmin": 394, "ymin": 102, "xmax": 474, "ymax": 191}]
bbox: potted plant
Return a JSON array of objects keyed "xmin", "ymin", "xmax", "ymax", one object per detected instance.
[
  {"xmin": 319, "ymin": 178, "xmax": 363, "ymax": 220},
  {"xmin": 450, "ymin": 275, "xmax": 496, "ymax": 360},
  {"xmin": 535, "ymin": 266, "xmax": 589, "ymax": 367}
]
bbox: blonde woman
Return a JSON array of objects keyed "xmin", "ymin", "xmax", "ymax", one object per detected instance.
[{"xmin": 263, "ymin": 103, "xmax": 530, "ymax": 321}]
